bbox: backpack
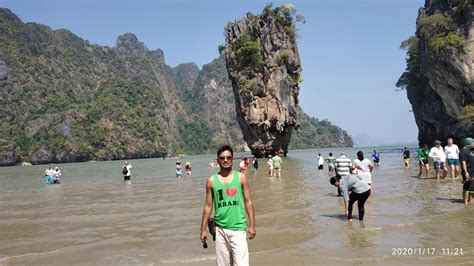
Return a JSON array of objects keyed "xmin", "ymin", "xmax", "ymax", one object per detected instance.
[{"xmin": 122, "ymin": 166, "xmax": 128, "ymax": 175}]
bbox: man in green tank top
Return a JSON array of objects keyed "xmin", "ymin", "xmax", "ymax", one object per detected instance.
[{"xmin": 200, "ymin": 145, "xmax": 256, "ymax": 266}]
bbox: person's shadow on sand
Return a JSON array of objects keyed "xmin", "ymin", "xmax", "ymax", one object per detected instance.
[
  {"xmin": 410, "ymin": 176, "xmax": 437, "ymax": 179},
  {"xmin": 435, "ymin": 197, "xmax": 464, "ymax": 203},
  {"xmin": 320, "ymin": 214, "xmax": 349, "ymax": 221}
]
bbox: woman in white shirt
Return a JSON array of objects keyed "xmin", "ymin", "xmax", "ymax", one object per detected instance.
[
  {"xmin": 267, "ymin": 155, "xmax": 274, "ymax": 177},
  {"xmin": 444, "ymin": 138, "xmax": 460, "ymax": 179},
  {"xmin": 353, "ymin": 151, "xmax": 374, "ymax": 187}
]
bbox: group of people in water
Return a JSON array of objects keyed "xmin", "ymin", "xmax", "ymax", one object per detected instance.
[
  {"xmin": 318, "ymin": 136, "xmax": 474, "ymax": 222},
  {"xmin": 406, "ymin": 137, "xmax": 474, "ymax": 204},
  {"xmin": 199, "ymin": 146, "xmax": 379, "ymax": 265},
  {"xmin": 120, "ymin": 160, "xmax": 193, "ymax": 182},
  {"xmin": 44, "ymin": 166, "xmax": 61, "ymax": 184},
  {"xmin": 404, "ymin": 138, "xmax": 464, "ymax": 180},
  {"xmin": 176, "ymin": 161, "xmax": 192, "ymax": 178},
  {"xmin": 238, "ymin": 157, "xmax": 259, "ymax": 174},
  {"xmin": 316, "ymin": 150, "xmax": 375, "ymax": 221},
  {"xmin": 266, "ymin": 152, "xmax": 283, "ymax": 178}
]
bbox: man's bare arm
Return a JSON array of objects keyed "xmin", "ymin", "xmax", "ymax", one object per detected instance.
[
  {"xmin": 461, "ymin": 160, "xmax": 469, "ymax": 181},
  {"xmin": 240, "ymin": 173, "xmax": 256, "ymax": 239},
  {"xmin": 200, "ymin": 177, "xmax": 213, "ymax": 241}
]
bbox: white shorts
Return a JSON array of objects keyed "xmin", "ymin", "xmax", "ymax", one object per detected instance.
[{"xmin": 215, "ymin": 226, "xmax": 249, "ymax": 266}]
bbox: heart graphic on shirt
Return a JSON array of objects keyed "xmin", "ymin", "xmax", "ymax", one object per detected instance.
[{"xmin": 225, "ymin": 188, "xmax": 237, "ymax": 198}]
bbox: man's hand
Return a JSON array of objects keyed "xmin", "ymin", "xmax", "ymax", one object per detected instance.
[
  {"xmin": 247, "ymin": 226, "xmax": 256, "ymax": 239},
  {"xmin": 200, "ymin": 230, "xmax": 207, "ymax": 242}
]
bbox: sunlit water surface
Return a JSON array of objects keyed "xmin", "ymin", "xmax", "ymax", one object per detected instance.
[{"xmin": 1, "ymin": 146, "xmax": 473, "ymax": 265}]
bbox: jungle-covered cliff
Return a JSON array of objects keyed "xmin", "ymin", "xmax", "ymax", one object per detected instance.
[
  {"xmin": 398, "ymin": 0, "xmax": 473, "ymax": 146},
  {"xmin": 0, "ymin": 7, "xmax": 352, "ymax": 166}
]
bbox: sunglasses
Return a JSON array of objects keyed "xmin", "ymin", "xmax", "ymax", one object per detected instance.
[{"xmin": 218, "ymin": 156, "xmax": 233, "ymax": 161}]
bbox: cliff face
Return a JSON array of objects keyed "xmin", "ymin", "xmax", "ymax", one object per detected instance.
[
  {"xmin": 399, "ymin": 0, "xmax": 473, "ymax": 146},
  {"xmin": 225, "ymin": 5, "xmax": 302, "ymax": 157},
  {"xmin": 0, "ymin": 7, "xmax": 353, "ymax": 166},
  {"xmin": 185, "ymin": 56, "xmax": 244, "ymax": 148},
  {"xmin": 182, "ymin": 55, "xmax": 353, "ymax": 154}
]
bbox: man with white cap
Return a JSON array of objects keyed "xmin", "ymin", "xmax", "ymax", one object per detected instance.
[{"xmin": 429, "ymin": 140, "xmax": 447, "ymax": 179}]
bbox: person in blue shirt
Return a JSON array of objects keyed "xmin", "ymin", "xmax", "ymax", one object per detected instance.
[{"xmin": 371, "ymin": 150, "xmax": 380, "ymax": 166}]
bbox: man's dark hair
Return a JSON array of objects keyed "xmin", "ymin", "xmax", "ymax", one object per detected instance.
[
  {"xmin": 217, "ymin": 145, "xmax": 233, "ymax": 158},
  {"xmin": 329, "ymin": 152, "xmax": 333, "ymax": 156},
  {"xmin": 357, "ymin": 151, "xmax": 364, "ymax": 160},
  {"xmin": 330, "ymin": 176, "xmax": 338, "ymax": 185}
]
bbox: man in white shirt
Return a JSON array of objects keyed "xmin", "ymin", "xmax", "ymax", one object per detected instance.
[
  {"xmin": 335, "ymin": 153, "xmax": 352, "ymax": 196},
  {"xmin": 444, "ymin": 138, "xmax": 460, "ymax": 179},
  {"xmin": 122, "ymin": 161, "xmax": 132, "ymax": 184},
  {"xmin": 335, "ymin": 153, "xmax": 351, "ymax": 177},
  {"xmin": 429, "ymin": 140, "xmax": 447, "ymax": 179},
  {"xmin": 52, "ymin": 167, "xmax": 61, "ymax": 184},
  {"xmin": 317, "ymin": 153, "xmax": 324, "ymax": 172}
]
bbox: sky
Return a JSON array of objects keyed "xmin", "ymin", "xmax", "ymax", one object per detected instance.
[{"xmin": 1, "ymin": 0, "xmax": 424, "ymax": 145}]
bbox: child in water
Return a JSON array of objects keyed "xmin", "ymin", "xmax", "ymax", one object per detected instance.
[
  {"xmin": 185, "ymin": 161, "xmax": 192, "ymax": 176},
  {"xmin": 176, "ymin": 161, "xmax": 182, "ymax": 178}
]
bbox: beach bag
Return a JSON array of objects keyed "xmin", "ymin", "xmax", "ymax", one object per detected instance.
[{"xmin": 122, "ymin": 166, "xmax": 128, "ymax": 175}]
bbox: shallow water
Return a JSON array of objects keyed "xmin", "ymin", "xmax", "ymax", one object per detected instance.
[{"xmin": 1, "ymin": 146, "xmax": 473, "ymax": 265}]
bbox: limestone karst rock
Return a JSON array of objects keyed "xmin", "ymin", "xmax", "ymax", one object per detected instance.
[
  {"xmin": 225, "ymin": 4, "xmax": 302, "ymax": 157},
  {"xmin": 399, "ymin": 0, "xmax": 473, "ymax": 145}
]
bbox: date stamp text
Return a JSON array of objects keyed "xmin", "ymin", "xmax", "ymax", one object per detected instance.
[{"xmin": 391, "ymin": 248, "xmax": 464, "ymax": 256}]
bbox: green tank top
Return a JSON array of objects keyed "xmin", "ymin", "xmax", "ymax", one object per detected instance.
[{"xmin": 213, "ymin": 170, "xmax": 247, "ymax": 231}]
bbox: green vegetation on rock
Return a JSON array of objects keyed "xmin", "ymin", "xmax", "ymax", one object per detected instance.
[
  {"xmin": 289, "ymin": 111, "xmax": 353, "ymax": 149},
  {"xmin": 458, "ymin": 104, "xmax": 474, "ymax": 121},
  {"xmin": 234, "ymin": 33, "xmax": 264, "ymax": 77},
  {"xmin": 263, "ymin": 3, "xmax": 306, "ymax": 40},
  {"xmin": 429, "ymin": 32, "xmax": 466, "ymax": 53},
  {"xmin": 396, "ymin": 36, "xmax": 423, "ymax": 91},
  {"xmin": 418, "ymin": 13, "xmax": 452, "ymax": 28},
  {"xmin": 418, "ymin": 13, "xmax": 466, "ymax": 53}
]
